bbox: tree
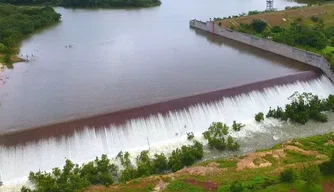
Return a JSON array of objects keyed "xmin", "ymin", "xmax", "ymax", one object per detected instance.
[
  {"xmin": 153, "ymin": 153, "xmax": 169, "ymax": 174},
  {"xmin": 227, "ymin": 136, "xmax": 240, "ymax": 151},
  {"xmin": 251, "ymin": 19, "xmax": 267, "ymax": 33}
]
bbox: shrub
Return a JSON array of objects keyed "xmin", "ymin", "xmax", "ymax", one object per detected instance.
[
  {"xmin": 202, "ymin": 122, "xmax": 239, "ymax": 151},
  {"xmin": 187, "ymin": 132, "xmax": 194, "ymax": 140},
  {"xmin": 265, "ymin": 92, "xmax": 334, "ymax": 124},
  {"xmin": 280, "ymin": 168, "xmax": 299, "ymax": 183},
  {"xmin": 271, "ymin": 26, "xmax": 283, "ymax": 33},
  {"xmin": 311, "ymin": 16, "xmax": 320, "ymax": 22},
  {"xmin": 245, "ymin": 176, "xmax": 275, "ymax": 190},
  {"xmin": 255, "ymin": 112, "xmax": 264, "ymax": 122},
  {"xmin": 251, "ymin": 19, "xmax": 267, "ymax": 33},
  {"xmin": 232, "ymin": 120, "xmax": 245, "ymax": 131},
  {"xmin": 230, "ymin": 181, "xmax": 245, "ymax": 192},
  {"xmin": 319, "ymin": 152, "xmax": 334, "ymax": 175},
  {"xmin": 168, "ymin": 141, "xmax": 204, "ymax": 172},
  {"xmin": 227, "ymin": 136, "xmax": 240, "ymax": 151},
  {"xmin": 301, "ymin": 165, "xmax": 322, "ymax": 184},
  {"xmin": 24, "ymin": 155, "xmax": 118, "ymax": 192}
]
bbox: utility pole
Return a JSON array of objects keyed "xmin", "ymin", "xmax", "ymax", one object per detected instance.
[{"xmin": 147, "ymin": 137, "xmax": 150, "ymax": 151}]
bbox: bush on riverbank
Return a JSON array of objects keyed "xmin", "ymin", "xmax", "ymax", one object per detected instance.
[
  {"xmin": 258, "ymin": 92, "xmax": 334, "ymax": 124},
  {"xmin": 232, "ymin": 120, "xmax": 245, "ymax": 131},
  {"xmin": 0, "ymin": 4, "xmax": 61, "ymax": 65},
  {"xmin": 255, "ymin": 112, "xmax": 264, "ymax": 122},
  {"xmin": 203, "ymin": 122, "xmax": 240, "ymax": 151},
  {"xmin": 20, "ymin": 141, "xmax": 204, "ymax": 191}
]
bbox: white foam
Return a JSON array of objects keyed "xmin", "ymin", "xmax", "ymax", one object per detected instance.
[{"xmin": 1, "ymin": 75, "xmax": 334, "ymax": 192}]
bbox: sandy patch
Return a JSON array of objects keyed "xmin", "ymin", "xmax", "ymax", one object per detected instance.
[
  {"xmin": 176, "ymin": 166, "xmax": 223, "ymax": 176},
  {"xmin": 153, "ymin": 180, "xmax": 169, "ymax": 192}
]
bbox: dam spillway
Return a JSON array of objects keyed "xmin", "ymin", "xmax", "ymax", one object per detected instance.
[{"xmin": 1, "ymin": 72, "xmax": 334, "ymax": 190}]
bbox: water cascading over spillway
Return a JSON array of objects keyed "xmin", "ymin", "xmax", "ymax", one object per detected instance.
[{"xmin": 1, "ymin": 73, "xmax": 334, "ymax": 191}]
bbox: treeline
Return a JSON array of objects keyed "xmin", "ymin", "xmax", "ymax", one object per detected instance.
[
  {"xmin": 0, "ymin": 4, "xmax": 61, "ymax": 65},
  {"xmin": 255, "ymin": 92, "xmax": 334, "ymax": 124},
  {"xmin": 20, "ymin": 142, "xmax": 203, "ymax": 192},
  {"xmin": 0, "ymin": 0, "xmax": 162, "ymax": 8},
  {"xmin": 20, "ymin": 122, "xmax": 241, "ymax": 192}
]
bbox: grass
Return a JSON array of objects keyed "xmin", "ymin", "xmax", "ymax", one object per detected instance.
[
  {"xmin": 196, "ymin": 158, "xmax": 238, "ymax": 168},
  {"xmin": 283, "ymin": 150, "xmax": 318, "ymax": 164},
  {"xmin": 84, "ymin": 133, "xmax": 334, "ymax": 192},
  {"xmin": 217, "ymin": 4, "xmax": 334, "ymax": 28},
  {"xmin": 295, "ymin": 133, "xmax": 334, "ymax": 156},
  {"xmin": 164, "ymin": 180, "xmax": 205, "ymax": 192},
  {"xmin": 263, "ymin": 154, "xmax": 278, "ymax": 165},
  {"xmin": 256, "ymin": 143, "xmax": 283, "ymax": 152}
]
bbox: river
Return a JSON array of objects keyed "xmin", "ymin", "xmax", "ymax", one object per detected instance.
[{"xmin": 0, "ymin": 0, "xmax": 305, "ymax": 132}]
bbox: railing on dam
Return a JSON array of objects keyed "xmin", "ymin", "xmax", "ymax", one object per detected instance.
[{"xmin": 189, "ymin": 19, "xmax": 334, "ymax": 83}]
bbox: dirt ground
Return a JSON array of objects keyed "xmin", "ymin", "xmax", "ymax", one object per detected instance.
[
  {"xmin": 323, "ymin": 182, "xmax": 334, "ymax": 192},
  {"xmin": 184, "ymin": 178, "xmax": 218, "ymax": 191}
]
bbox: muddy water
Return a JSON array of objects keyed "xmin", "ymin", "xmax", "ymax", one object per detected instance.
[{"xmin": 0, "ymin": 0, "xmax": 305, "ymax": 133}]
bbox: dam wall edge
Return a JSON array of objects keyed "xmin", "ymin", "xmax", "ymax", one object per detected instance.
[{"xmin": 189, "ymin": 19, "xmax": 334, "ymax": 82}]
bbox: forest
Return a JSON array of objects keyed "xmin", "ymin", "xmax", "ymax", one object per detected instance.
[
  {"xmin": 0, "ymin": 0, "xmax": 162, "ymax": 8},
  {"xmin": 0, "ymin": 4, "xmax": 61, "ymax": 65}
]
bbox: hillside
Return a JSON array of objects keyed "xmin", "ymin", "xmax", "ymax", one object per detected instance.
[
  {"xmin": 218, "ymin": 4, "xmax": 334, "ymax": 28},
  {"xmin": 83, "ymin": 133, "xmax": 334, "ymax": 192},
  {"xmin": 213, "ymin": 4, "xmax": 334, "ymax": 70}
]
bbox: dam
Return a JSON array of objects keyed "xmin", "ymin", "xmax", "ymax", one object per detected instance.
[{"xmin": 2, "ymin": 0, "xmax": 334, "ymax": 191}]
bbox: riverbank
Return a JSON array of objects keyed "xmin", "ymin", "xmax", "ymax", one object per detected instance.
[
  {"xmin": 82, "ymin": 133, "xmax": 334, "ymax": 191},
  {"xmin": 0, "ymin": 4, "xmax": 61, "ymax": 67}
]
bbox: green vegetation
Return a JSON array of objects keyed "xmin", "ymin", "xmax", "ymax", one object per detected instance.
[
  {"xmin": 232, "ymin": 120, "xmax": 245, "ymax": 131},
  {"xmin": 21, "ymin": 155, "xmax": 118, "ymax": 192},
  {"xmin": 257, "ymin": 92, "xmax": 334, "ymax": 124},
  {"xmin": 224, "ymin": 6, "xmax": 334, "ymax": 69},
  {"xmin": 166, "ymin": 180, "xmax": 205, "ymax": 192},
  {"xmin": 202, "ymin": 122, "xmax": 240, "ymax": 151},
  {"xmin": 0, "ymin": 0, "xmax": 161, "ymax": 8},
  {"xmin": 0, "ymin": 4, "xmax": 61, "ymax": 66},
  {"xmin": 255, "ymin": 112, "xmax": 264, "ymax": 122},
  {"xmin": 21, "ymin": 141, "xmax": 204, "ymax": 192},
  {"xmin": 280, "ymin": 168, "xmax": 299, "ymax": 183},
  {"xmin": 187, "ymin": 132, "xmax": 195, "ymax": 140},
  {"xmin": 24, "ymin": 132, "xmax": 333, "ymax": 192}
]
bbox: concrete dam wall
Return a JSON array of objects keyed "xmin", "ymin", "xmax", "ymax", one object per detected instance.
[{"xmin": 189, "ymin": 19, "xmax": 334, "ymax": 82}]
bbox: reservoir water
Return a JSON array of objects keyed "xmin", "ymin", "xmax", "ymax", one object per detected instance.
[
  {"xmin": 2, "ymin": 0, "xmax": 334, "ymax": 191},
  {"xmin": 0, "ymin": 0, "xmax": 305, "ymax": 132}
]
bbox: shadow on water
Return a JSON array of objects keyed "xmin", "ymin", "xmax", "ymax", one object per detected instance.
[{"xmin": 191, "ymin": 28, "xmax": 319, "ymax": 72}]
